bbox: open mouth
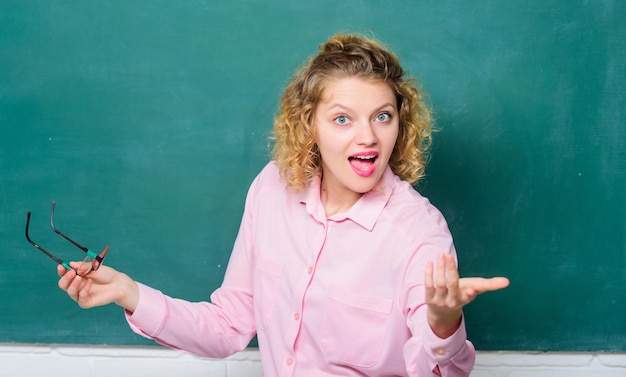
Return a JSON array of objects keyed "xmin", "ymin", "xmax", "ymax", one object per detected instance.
[{"xmin": 348, "ymin": 153, "xmax": 378, "ymax": 176}]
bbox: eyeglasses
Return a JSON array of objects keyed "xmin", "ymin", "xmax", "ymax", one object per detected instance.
[{"xmin": 25, "ymin": 200, "xmax": 109, "ymax": 276}]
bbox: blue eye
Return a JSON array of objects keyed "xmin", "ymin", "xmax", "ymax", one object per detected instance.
[
  {"xmin": 334, "ymin": 115, "xmax": 350, "ymax": 125},
  {"xmin": 376, "ymin": 113, "xmax": 391, "ymax": 122}
]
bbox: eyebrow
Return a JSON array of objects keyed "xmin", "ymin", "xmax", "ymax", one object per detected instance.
[{"xmin": 324, "ymin": 102, "xmax": 397, "ymax": 114}]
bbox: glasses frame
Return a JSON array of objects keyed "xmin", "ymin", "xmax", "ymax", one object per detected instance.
[{"xmin": 25, "ymin": 200, "xmax": 109, "ymax": 275}]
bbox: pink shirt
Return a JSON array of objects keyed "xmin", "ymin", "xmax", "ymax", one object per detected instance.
[{"xmin": 127, "ymin": 162, "xmax": 475, "ymax": 376}]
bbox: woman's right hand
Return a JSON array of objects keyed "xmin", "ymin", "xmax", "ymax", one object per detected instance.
[{"xmin": 57, "ymin": 263, "xmax": 139, "ymax": 312}]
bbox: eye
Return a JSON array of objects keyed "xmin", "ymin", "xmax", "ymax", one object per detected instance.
[
  {"xmin": 334, "ymin": 115, "xmax": 350, "ymax": 125},
  {"xmin": 376, "ymin": 112, "xmax": 392, "ymax": 122}
]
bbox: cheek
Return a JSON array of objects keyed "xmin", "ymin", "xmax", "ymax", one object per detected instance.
[
  {"xmin": 383, "ymin": 126, "xmax": 400, "ymax": 150},
  {"xmin": 316, "ymin": 127, "xmax": 348, "ymax": 153}
]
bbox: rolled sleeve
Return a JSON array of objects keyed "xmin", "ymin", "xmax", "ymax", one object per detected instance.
[
  {"xmin": 423, "ymin": 316, "xmax": 474, "ymax": 362},
  {"xmin": 418, "ymin": 315, "xmax": 476, "ymax": 377},
  {"xmin": 125, "ymin": 282, "xmax": 168, "ymax": 339}
]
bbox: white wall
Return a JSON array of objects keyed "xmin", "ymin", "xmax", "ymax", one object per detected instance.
[{"xmin": 0, "ymin": 344, "xmax": 625, "ymax": 377}]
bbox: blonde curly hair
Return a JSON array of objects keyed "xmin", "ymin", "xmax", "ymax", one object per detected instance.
[{"xmin": 271, "ymin": 33, "xmax": 433, "ymax": 190}]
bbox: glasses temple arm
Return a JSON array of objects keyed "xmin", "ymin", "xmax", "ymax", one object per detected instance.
[
  {"xmin": 49, "ymin": 201, "xmax": 107, "ymax": 263},
  {"xmin": 50, "ymin": 200, "xmax": 90, "ymax": 252},
  {"xmin": 26, "ymin": 212, "xmax": 72, "ymax": 271}
]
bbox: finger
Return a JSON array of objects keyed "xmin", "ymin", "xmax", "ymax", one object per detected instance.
[
  {"xmin": 476, "ymin": 277, "xmax": 510, "ymax": 293},
  {"xmin": 77, "ymin": 279, "xmax": 94, "ymax": 308},
  {"xmin": 66, "ymin": 274, "xmax": 84, "ymax": 301},
  {"xmin": 460, "ymin": 277, "xmax": 510, "ymax": 296},
  {"xmin": 57, "ymin": 264, "xmax": 70, "ymax": 277},
  {"xmin": 69, "ymin": 261, "xmax": 86, "ymax": 271},
  {"xmin": 435, "ymin": 253, "xmax": 447, "ymax": 289},
  {"xmin": 433, "ymin": 254, "xmax": 448, "ymax": 301},
  {"xmin": 444, "ymin": 254, "xmax": 461, "ymax": 305},
  {"xmin": 58, "ymin": 268, "xmax": 77, "ymax": 291},
  {"xmin": 424, "ymin": 261, "xmax": 435, "ymax": 298},
  {"xmin": 444, "ymin": 254, "xmax": 460, "ymax": 287},
  {"xmin": 484, "ymin": 277, "xmax": 510, "ymax": 291}
]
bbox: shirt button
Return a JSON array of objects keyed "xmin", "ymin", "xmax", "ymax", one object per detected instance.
[
  {"xmin": 307, "ymin": 267, "xmax": 313, "ymax": 274},
  {"xmin": 435, "ymin": 348, "xmax": 446, "ymax": 355},
  {"xmin": 293, "ymin": 313, "xmax": 300, "ymax": 321},
  {"xmin": 286, "ymin": 358, "xmax": 294, "ymax": 366}
]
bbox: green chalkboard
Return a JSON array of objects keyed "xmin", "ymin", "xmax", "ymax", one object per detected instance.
[{"xmin": 1, "ymin": 1, "xmax": 624, "ymax": 351}]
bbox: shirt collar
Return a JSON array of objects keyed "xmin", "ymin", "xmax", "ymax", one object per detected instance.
[{"xmin": 298, "ymin": 166, "xmax": 397, "ymax": 231}]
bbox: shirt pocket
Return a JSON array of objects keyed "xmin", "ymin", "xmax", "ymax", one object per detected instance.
[
  {"xmin": 252, "ymin": 255, "xmax": 284, "ymax": 330},
  {"xmin": 320, "ymin": 285, "xmax": 394, "ymax": 367}
]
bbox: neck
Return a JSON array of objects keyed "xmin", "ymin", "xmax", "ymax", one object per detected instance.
[{"xmin": 320, "ymin": 182, "xmax": 362, "ymax": 217}]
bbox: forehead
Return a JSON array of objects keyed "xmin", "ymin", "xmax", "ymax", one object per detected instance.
[{"xmin": 318, "ymin": 77, "xmax": 397, "ymax": 107}]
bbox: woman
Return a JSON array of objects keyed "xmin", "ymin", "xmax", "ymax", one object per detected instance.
[{"xmin": 58, "ymin": 33, "xmax": 509, "ymax": 377}]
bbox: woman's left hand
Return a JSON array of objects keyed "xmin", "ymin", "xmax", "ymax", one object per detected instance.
[{"xmin": 424, "ymin": 253, "xmax": 510, "ymax": 338}]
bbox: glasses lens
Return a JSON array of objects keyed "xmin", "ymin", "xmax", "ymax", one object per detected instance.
[{"xmin": 76, "ymin": 254, "xmax": 95, "ymax": 276}]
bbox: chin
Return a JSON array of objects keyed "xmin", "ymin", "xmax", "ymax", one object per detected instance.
[{"xmin": 349, "ymin": 180, "xmax": 379, "ymax": 194}]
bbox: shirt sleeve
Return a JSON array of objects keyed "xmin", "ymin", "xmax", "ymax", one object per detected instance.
[
  {"xmin": 400, "ymin": 229, "xmax": 476, "ymax": 377},
  {"xmin": 124, "ymin": 173, "xmax": 263, "ymax": 358},
  {"xmin": 404, "ymin": 309, "xmax": 476, "ymax": 377},
  {"xmin": 124, "ymin": 280, "xmax": 255, "ymax": 358}
]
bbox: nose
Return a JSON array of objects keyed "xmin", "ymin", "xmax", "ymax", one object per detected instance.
[{"xmin": 356, "ymin": 122, "xmax": 378, "ymax": 146}]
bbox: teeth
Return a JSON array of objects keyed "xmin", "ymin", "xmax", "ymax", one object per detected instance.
[{"xmin": 354, "ymin": 155, "xmax": 376, "ymax": 160}]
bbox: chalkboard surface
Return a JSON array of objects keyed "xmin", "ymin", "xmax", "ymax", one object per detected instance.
[{"xmin": 1, "ymin": 1, "xmax": 624, "ymax": 351}]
